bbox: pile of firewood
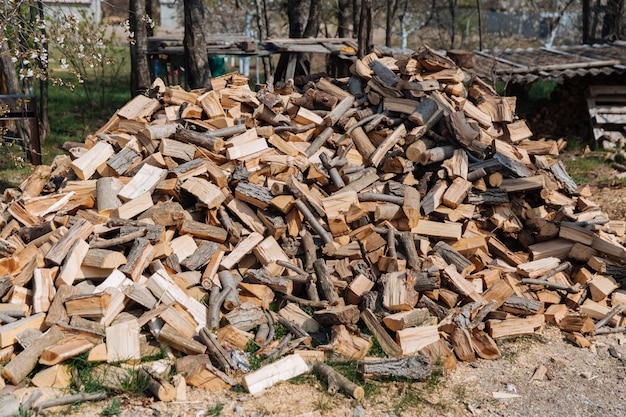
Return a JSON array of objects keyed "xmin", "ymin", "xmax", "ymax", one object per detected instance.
[{"xmin": 0, "ymin": 45, "xmax": 624, "ymax": 406}]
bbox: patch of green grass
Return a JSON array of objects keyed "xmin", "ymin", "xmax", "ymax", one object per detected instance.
[
  {"xmin": 0, "ymin": 46, "xmax": 130, "ymax": 188},
  {"xmin": 207, "ymin": 403, "xmax": 224, "ymax": 416},
  {"xmin": 321, "ymin": 360, "xmax": 382, "ymax": 399},
  {"xmin": 273, "ymin": 322, "xmax": 287, "ymax": 340},
  {"xmin": 565, "ymin": 136, "xmax": 587, "ymax": 152},
  {"xmin": 392, "ymin": 384, "xmax": 423, "ymax": 416},
  {"xmin": 358, "ymin": 321, "xmax": 386, "ymax": 358},
  {"xmin": 454, "ymin": 383, "xmax": 467, "ymax": 402},
  {"xmin": 366, "ymin": 335, "xmax": 386, "ymax": 358},
  {"xmin": 245, "ymin": 339, "xmax": 263, "ymax": 371},
  {"xmin": 289, "ymin": 373, "xmax": 316, "ymax": 385},
  {"xmin": 65, "ymin": 353, "xmax": 107, "ymax": 393},
  {"xmin": 313, "ymin": 394, "xmax": 333, "ymax": 412},
  {"xmin": 140, "ymin": 345, "xmax": 168, "ymax": 363},
  {"xmin": 424, "ymin": 367, "xmax": 442, "ymax": 392},
  {"xmin": 120, "ymin": 368, "xmax": 150, "ymax": 395},
  {"xmin": 17, "ymin": 406, "xmax": 34, "ymax": 417},
  {"xmin": 562, "ymin": 154, "xmax": 605, "ymax": 185},
  {"xmin": 326, "ymin": 360, "xmax": 360, "ymax": 383},
  {"xmin": 43, "ymin": 67, "xmax": 130, "ymax": 165},
  {"xmin": 100, "ymin": 398, "xmax": 121, "ymax": 416},
  {"xmin": 363, "ymin": 379, "xmax": 381, "ymax": 398},
  {"xmin": 0, "ymin": 153, "xmax": 31, "ymax": 189}
]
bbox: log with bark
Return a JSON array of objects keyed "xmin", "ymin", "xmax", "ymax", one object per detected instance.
[{"xmin": 0, "ymin": 45, "xmax": 623, "ymax": 406}]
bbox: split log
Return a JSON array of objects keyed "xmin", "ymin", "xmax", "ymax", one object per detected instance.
[
  {"xmin": 360, "ymin": 308, "xmax": 402, "ymax": 357},
  {"xmin": 243, "ymin": 354, "xmax": 309, "ymax": 395},
  {"xmin": 2, "ymin": 326, "xmax": 64, "ymax": 384}
]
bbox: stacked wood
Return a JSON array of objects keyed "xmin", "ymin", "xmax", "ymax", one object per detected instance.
[{"xmin": 1, "ymin": 46, "xmax": 626, "ymax": 405}]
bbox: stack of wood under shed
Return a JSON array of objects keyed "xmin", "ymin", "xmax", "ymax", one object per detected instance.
[{"xmin": 0, "ymin": 45, "xmax": 625, "ymax": 402}]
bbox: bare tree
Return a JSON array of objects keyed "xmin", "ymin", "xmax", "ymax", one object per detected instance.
[
  {"xmin": 385, "ymin": 0, "xmax": 398, "ymax": 46},
  {"xmin": 353, "ymin": 0, "xmax": 360, "ymax": 37},
  {"xmin": 184, "ymin": 0, "xmax": 211, "ymax": 89},
  {"xmin": 603, "ymin": 0, "xmax": 625, "ymax": 39},
  {"xmin": 476, "ymin": 0, "xmax": 483, "ymax": 50},
  {"xmin": 303, "ymin": 0, "xmax": 322, "ymax": 38},
  {"xmin": 33, "ymin": 0, "xmax": 48, "ymax": 141},
  {"xmin": 337, "ymin": 0, "xmax": 351, "ymax": 37},
  {"xmin": 357, "ymin": 0, "xmax": 372, "ymax": 57},
  {"xmin": 130, "ymin": 0, "xmax": 151, "ymax": 95},
  {"xmin": 287, "ymin": 0, "xmax": 305, "ymax": 38},
  {"xmin": 0, "ymin": 39, "xmax": 31, "ymax": 148},
  {"xmin": 448, "ymin": 0, "xmax": 457, "ymax": 48}
]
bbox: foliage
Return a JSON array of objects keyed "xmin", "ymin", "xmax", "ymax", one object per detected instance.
[
  {"xmin": 313, "ymin": 395, "xmax": 333, "ymax": 412},
  {"xmin": 46, "ymin": 11, "xmax": 128, "ymax": 107},
  {"xmin": 0, "ymin": 0, "xmax": 50, "ymax": 86},
  {"xmin": 325, "ymin": 359, "xmax": 361, "ymax": 383},
  {"xmin": 100, "ymin": 399, "xmax": 121, "ymax": 416},
  {"xmin": 66, "ymin": 353, "xmax": 108, "ymax": 393},
  {"xmin": 358, "ymin": 321, "xmax": 386, "ymax": 358},
  {"xmin": 527, "ymin": 80, "xmax": 561, "ymax": 101},
  {"xmin": 424, "ymin": 366, "xmax": 442, "ymax": 391},
  {"xmin": 367, "ymin": 335, "xmax": 386, "ymax": 358},
  {"xmin": 140, "ymin": 345, "xmax": 168, "ymax": 363},
  {"xmin": 273, "ymin": 321, "xmax": 287, "ymax": 339},
  {"xmin": 562, "ymin": 153, "xmax": 604, "ymax": 184},
  {"xmin": 245, "ymin": 339, "xmax": 263, "ymax": 371},
  {"xmin": 207, "ymin": 403, "xmax": 224, "ymax": 416},
  {"xmin": 392, "ymin": 385, "xmax": 423, "ymax": 416},
  {"xmin": 17, "ymin": 406, "xmax": 34, "ymax": 417},
  {"xmin": 120, "ymin": 368, "xmax": 150, "ymax": 395}
]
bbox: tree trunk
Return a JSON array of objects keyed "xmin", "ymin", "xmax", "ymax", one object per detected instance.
[
  {"xmin": 35, "ymin": 1, "xmax": 49, "ymax": 143},
  {"xmin": 476, "ymin": 0, "xmax": 483, "ymax": 50},
  {"xmin": 602, "ymin": 0, "xmax": 623, "ymax": 40},
  {"xmin": 0, "ymin": 41, "xmax": 22, "ymax": 97},
  {"xmin": 352, "ymin": 0, "xmax": 360, "ymax": 37},
  {"xmin": 253, "ymin": 0, "xmax": 271, "ymax": 78},
  {"xmin": 184, "ymin": 0, "xmax": 210, "ymax": 89},
  {"xmin": 0, "ymin": 39, "xmax": 30, "ymax": 150},
  {"xmin": 448, "ymin": 0, "xmax": 456, "ymax": 49},
  {"xmin": 357, "ymin": 0, "xmax": 372, "ymax": 58},
  {"xmin": 302, "ymin": 0, "xmax": 322, "ymax": 38},
  {"xmin": 146, "ymin": 0, "xmax": 159, "ymax": 30},
  {"xmin": 385, "ymin": 0, "xmax": 397, "ymax": 47},
  {"xmin": 130, "ymin": 0, "xmax": 151, "ymax": 96},
  {"xmin": 287, "ymin": 0, "xmax": 304, "ymax": 38},
  {"xmin": 337, "ymin": 0, "xmax": 351, "ymax": 37}
]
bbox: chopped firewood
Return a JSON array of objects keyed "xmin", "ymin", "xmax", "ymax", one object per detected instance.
[
  {"xmin": 1, "ymin": 44, "xmax": 626, "ymax": 401},
  {"xmin": 396, "ymin": 325, "xmax": 440, "ymax": 355},
  {"xmin": 40, "ymin": 335, "xmax": 95, "ymax": 366},
  {"xmin": 0, "ymin": 313, "xmax": 46, "ymax": 348},
  {"xmin": 243, "ymin": 354, "xmax": 309, "ymax": 395}
]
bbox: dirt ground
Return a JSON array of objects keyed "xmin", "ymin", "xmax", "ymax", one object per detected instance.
[
  {"xmin": 59, "ymin": 320, "xmax": 626, "ymax": 417},
  {"xmin": 26, "ymin": 151, "xmax": 626, "ymax": 417}
]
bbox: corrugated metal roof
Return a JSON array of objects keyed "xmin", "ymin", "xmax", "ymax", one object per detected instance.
[{"xmin": 468, "ymin": 41, "xmax": 626, "ymax": 84}]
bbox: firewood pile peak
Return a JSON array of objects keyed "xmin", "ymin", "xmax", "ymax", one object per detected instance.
[{"xmin": 0, "ymin": 45, "xmax": 625, "ymax": 403}]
